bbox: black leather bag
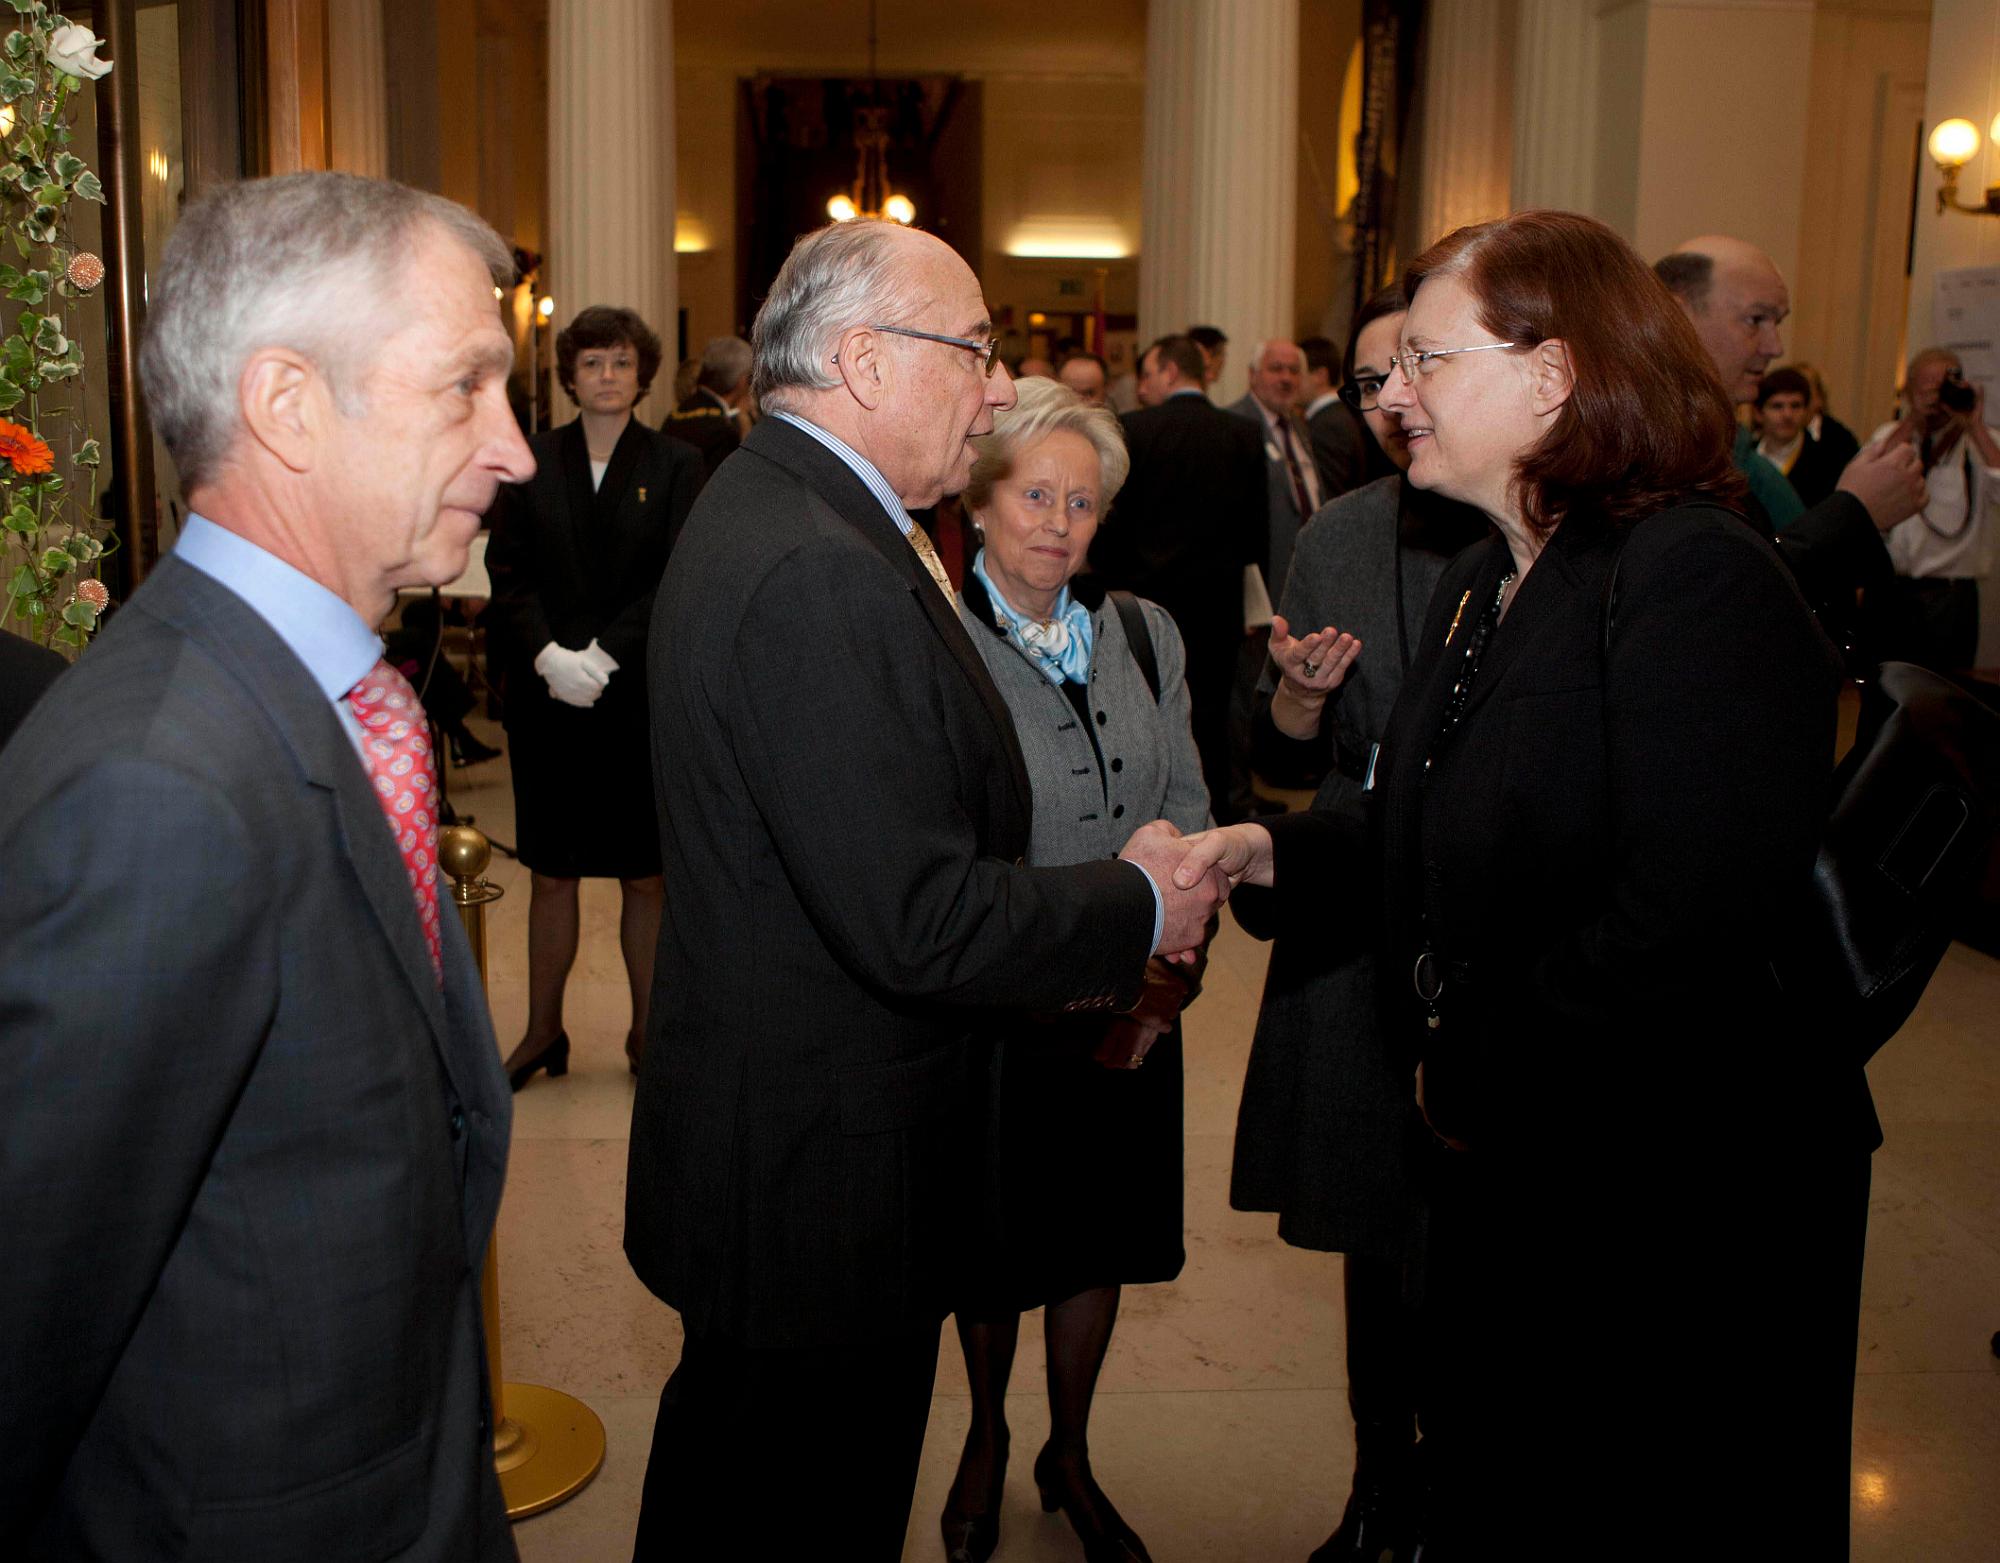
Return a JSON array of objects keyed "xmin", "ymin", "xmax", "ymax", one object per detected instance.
[
  {"xmin": 1776, "ymin": 662, "xmax": 2000, "ymax": 1059},
  {"xmin": 1606, "ymin": 514, "xmax": 2000, "ymax": 1061}
]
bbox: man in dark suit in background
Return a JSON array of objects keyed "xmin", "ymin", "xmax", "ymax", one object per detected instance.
[
  {"xmin": 0, "ymin": 173, "xmax": 531, "ymax": 1559},
  {"xmin": 1298, "ymin": 333, "xmax": 1367, "ymax": 502},
  {"xmin": 1090, "ymin": 334, "xmax": 1268, "ymax": 821},
  {"xmin": 625, "ymin": 220, "xmax": 1224, "ymax": 1558},
  {"xmin": 661, "ymin": 334, "xmax": 752, "ymax": 478}
]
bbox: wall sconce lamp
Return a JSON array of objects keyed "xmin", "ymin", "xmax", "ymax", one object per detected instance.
[{"xmin": 1929, "ymin": 116, "xmax": 2000, "ymax": 217}]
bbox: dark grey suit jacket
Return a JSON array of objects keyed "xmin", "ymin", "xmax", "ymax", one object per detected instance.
[
  {"xmin": 1227, "ymin": 392, "xmax": 1320, "ymax": 604},
  {"xmin": 0, "ymin": 557, "xmax": 514, "ymax": 1561},
  {"xmin": 625, "ymin": 415, "xmax": 1155, "ymax": 1350}
]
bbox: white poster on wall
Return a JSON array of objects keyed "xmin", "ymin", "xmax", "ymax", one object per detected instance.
[{"xmin": 1933, "ymin": 265, "xmax": 2000, "ymax": 394}]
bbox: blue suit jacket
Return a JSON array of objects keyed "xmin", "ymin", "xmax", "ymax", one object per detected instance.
[{"xmin": 0, "ymin": 557, "xmax": 515, "ymax": 1561}]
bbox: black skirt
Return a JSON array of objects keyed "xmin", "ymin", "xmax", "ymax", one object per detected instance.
[
  {"xmin": 503, "ymin": 671, "xmax": 660, "ymax": 880},
  {"xmin": 960, "ymin": 1013, "xmax": 1186, "ymax": 1317}
]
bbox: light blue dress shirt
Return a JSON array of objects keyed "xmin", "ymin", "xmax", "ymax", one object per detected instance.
[
  {"xmin": 767, "ymin": 410, "xmax": 1167, "ymax": 953},
  {"xmin": 173, "ymin": 514, "xmax": 383, "ymax": 757}
]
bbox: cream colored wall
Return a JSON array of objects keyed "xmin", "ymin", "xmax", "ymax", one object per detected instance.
[
  {"xmin": 1903, "ymin": 0, "xmax": 2000, "ymax": 665},
  {"xmin": 674, "ymin": 67, "xmax": 737, "ymax": 355},
  {"xmin": 1625, "ymin": 2, "xmax": 1817, "ymax": 281},
  {"xmin": 1905, "ymin": 0, "xmax": 2000, "ymax": 354},
  {"xmin": 1789, "ymin": 0, "xmax": 1932, "ymax": 434}
]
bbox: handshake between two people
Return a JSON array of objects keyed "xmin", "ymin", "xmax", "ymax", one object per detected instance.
[
  {"xmin": 535, "ymin": 639, "xmax": 620, "ymax": 708},
  {"xmin": 1115, "ymin": 816, "xmax": 1283, "ymax": 963}
]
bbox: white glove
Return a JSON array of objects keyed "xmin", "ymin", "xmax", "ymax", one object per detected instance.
[
  {"xmin": 577, "ymin": 638, "xmax": 620, "ymax": 683},
  {"xmin": 534, "ymin": 641, "xmax": 609, "ymax": 708}
]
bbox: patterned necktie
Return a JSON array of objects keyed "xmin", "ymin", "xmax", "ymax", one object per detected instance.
[
  {"xmin": 1276, "ymin": 416, "xmax": 1316, "ymax": 519},
  {"xmin": 346, "ymin": 659, "xmax": 443, "ymax": 984},
  {"xmin": 906, "ymin": 523, "xmax": 957, "ymax": 602}
]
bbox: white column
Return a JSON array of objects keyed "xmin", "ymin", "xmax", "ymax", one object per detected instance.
[
  {"xmin": 1512, "ymin": 0, "xmax": 1596, "ymax": 214},
  {"xmin": 548, "ymin": 0, "xmax": 677, "ymax": 400},
  {"xmin": 1140, "ymin": 0, "xmax": 1300, "ymax": 403},
  {"xmin": 1416, "ymin": 0, "xmax": 1517, "ymax": 248},
  {"xmin": 327, "ymin": 0, "xmax": 388, "ymax": 178}
]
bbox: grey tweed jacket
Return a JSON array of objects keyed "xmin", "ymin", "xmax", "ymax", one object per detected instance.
[{"xmin": 958, "ymin": 575, "xmax": 1212, "ymax": 860}]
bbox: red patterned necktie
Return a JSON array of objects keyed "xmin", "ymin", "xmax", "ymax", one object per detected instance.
[{"xmin": 346, "ymin": 658, "xmax": 443, "ymax": 983}]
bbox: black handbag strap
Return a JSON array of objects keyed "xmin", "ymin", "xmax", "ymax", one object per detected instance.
[{"xmin": 1109, "ymin": 589, "xmax": 1160, "ymax": 703}]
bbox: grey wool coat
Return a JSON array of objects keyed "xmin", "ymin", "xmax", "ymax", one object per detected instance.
[
  {"xmin": 1230, "ymin": 474, "xmax": 1487, "ymax": 1257},
  {"xmin": 957, "ymin": 576, "xmax": 1212, "ymax": 856},
  {"xmin": 954, "ymin": 569, "xmax": 1212, "ymax": 1304}
]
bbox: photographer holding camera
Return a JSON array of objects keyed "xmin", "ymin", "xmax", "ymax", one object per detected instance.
[{"xmin": 1863, "ymin": 348, "xmax": 2000, "ymax": 671}]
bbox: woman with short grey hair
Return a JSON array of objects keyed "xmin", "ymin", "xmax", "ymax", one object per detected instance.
[{"xmin": 940, "ymin": 376, "xmax": 1206, "ymax": 1563}]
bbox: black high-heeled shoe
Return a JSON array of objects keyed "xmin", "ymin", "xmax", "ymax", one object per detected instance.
[
  {"xmin": 1032, "ymin": 1445, "xmax": 1150, "ymax": 1563},
  {"xmin": 940, "ymin": 1428, "xmax": 1009, "ymax": 1563},
  {"xmin": 507, "ymin": 1031, "xmax": 569, "ymax": 1091},
  {"xmin": 449, "ymin": 729, "xmax": 502, "ymax": 768}
]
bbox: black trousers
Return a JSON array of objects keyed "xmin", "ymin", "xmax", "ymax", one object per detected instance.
[
  {"xmin": 632, "ymin": 1324, "xmax": 939, "ymax": 1561},
  {"xmin": 1417, "ymin": 1140, "xmax": 1871, "ymax": 1558}
]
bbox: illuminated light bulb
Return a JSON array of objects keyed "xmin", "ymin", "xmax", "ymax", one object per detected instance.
[
  {"xmin": 0, "ymin": 103, "xmax": 14, "ymax": 138},
  {"xmin": 493, "ymin": 285, "xmax": 505, "ymax": 301},
  {"xmin": 884, "ymin": 193, "xmax": 916, "ymax": 225},
  {"xmin": 827, "ymin": 194, "xmax": 859, "ymax": 223},
  {"xmin": 1929, "ymin": 118, "xmax": 1981, "ymax": 170},
  {"xmin": 537, "ymin": 296, "xmax": 555, "ymax": 321}
]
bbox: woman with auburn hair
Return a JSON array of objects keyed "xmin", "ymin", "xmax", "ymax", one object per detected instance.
[{"xmin": 1176, "ymin": 211, "xmax": 1876, "ymax": 1555}]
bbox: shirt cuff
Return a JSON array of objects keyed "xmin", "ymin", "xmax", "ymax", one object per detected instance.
[{"xmin": 1128, "ymin": 861, "xmax": 1166, "ymax": 954}]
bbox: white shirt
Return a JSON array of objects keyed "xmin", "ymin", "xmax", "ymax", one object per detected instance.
[{"xmin": 1867, "ymin": 421, "xmax": 1999, "ymax": 579}]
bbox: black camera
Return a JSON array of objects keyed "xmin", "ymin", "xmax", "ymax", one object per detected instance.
[{"xmin": 1939, "ymin": 368, "xmax": 1978, "ymax": 414}]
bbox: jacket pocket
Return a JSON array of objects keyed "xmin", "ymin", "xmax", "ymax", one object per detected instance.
[
  {"xmin": 837, "ymin": 1040, "xmax": 969, "ymax": 1135},
  {"xmin": 185, "ymin": 1427, "xmax": 427, "ymax": 1560}
]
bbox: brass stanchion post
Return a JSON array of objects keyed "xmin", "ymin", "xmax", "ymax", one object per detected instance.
[{"xmin": 441, "ymin": 826, "xmax": 607, "ymax": 1521}]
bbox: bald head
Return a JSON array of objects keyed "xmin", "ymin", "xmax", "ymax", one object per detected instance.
[{"xmin": 1655, "ymin": 234, "xmax": 1789, "ymax": 404}]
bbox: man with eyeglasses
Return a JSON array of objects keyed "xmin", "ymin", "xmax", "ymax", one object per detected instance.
[
  {"xmin": 1656, "ymin": 235, "xmax": 1926, "ymax": 627},
  {"xmin": 624, "ymin": 219, "xmax": 1228, "ymax": 1558}
]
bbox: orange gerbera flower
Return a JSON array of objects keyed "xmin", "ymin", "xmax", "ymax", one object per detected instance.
[{"xmin": 0, "ymin": 419, "xmax": 55, "ymax": 476}]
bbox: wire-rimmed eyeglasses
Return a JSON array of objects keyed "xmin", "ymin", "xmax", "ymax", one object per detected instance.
[{"xmin": 1386, "ymin": 341, "xmax": 1520, "ymax": 382}]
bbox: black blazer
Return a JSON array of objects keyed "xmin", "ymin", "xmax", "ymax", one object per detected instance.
[
  {"xmin": 1089, "ymin": 392, "xmax": 1267, "ymax": 647},
  {"xmin": 625, "ymin": 416, "xmax": 1155, "ymax": 1349},
  {"xmin": 486, "ymin": 416, "xmax": 704, "ymax": 691},
  {"xmin": 1262, "ymin": 503, "xmax": 1877, "ymax": 1161},
  {"xmin": 0, "ymin": 558, "xmax": 512, "ymax": 1560},
  {"xmin": 661, "ymin": 388, "xmax": 742, "ymax": 479},
  {"xmin": 1307, "ymin": 399, "xmax": 1368, "ymax": 501},
  {"xmin": 1783, "ymin": 423, "xmax": 1860, "ymax": 509}
]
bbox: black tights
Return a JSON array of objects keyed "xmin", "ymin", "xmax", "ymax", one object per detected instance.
[{"xmin": 949, "ymin": 1284, "xmax": 1120, "ymax": 1514}]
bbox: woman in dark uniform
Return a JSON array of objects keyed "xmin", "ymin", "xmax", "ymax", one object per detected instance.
[
  {"xmin": 940, "ymin": 379, "xmax": 1209, "ymax": 1563},
  {"xmin": 486, "ymin": 305, "xmax": 703, "ymax": 1085}
]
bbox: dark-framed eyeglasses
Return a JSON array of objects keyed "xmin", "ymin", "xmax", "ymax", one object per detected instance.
[
  {"xmin": 833, "ymin": 323, "xmax": 1003, "ymax": 377},
  {"xmin": 1340, "ymin": 372, "xmax": 1387, "ymax": 411}
]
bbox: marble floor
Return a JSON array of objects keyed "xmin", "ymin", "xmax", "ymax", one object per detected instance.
[{"xmin": 440, "ymin": 725, "xmax": 2000, "ymax": 1561}]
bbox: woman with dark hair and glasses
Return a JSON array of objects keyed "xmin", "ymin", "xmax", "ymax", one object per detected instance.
[
  {"xmin": 486, "ymin": 304, "xmax": 704, "ymax": 1086},
  {"xmin": 1227, "ymin": 283, "xmax": 1487, "ymax": 1561},
  {"xmin": 1181, "ymin": 212, "xmax": 1875, "ymax": 1555}
]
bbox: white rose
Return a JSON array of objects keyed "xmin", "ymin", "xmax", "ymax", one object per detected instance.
[{"xmin": 47, "ymin": 25, "xmax": 113, "ymax": 81}]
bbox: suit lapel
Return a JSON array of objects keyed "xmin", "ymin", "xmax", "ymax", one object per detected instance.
[
  {"xmin": 744, "ymin": 419, "xmax": 1034, "ymax": 814},
  {"xmin": 140, "ymin": 559, "xmax": 459, "ymax": 1073},
  {"xmin": 556, "ymin": 419, "xmax": 599, "ymax": 595}
]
